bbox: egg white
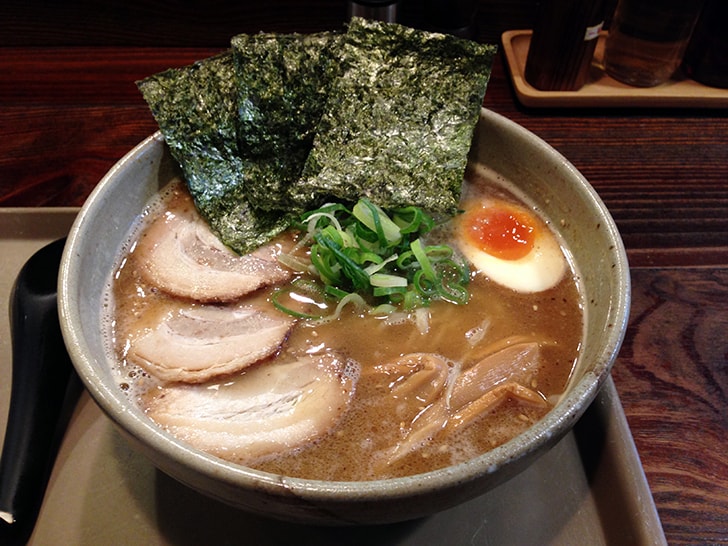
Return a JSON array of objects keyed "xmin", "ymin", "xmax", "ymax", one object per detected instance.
[{"xmin": 457, "ymin": 201, "xmax": 567, "ymax": 293}]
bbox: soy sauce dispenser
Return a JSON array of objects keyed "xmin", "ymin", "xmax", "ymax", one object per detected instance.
[{"xmin": 524, "ymin": 0, "xmax": 607, "ymax": 91}]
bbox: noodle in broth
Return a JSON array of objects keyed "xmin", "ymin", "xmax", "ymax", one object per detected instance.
[{"xmin": 106, "ymin": 167, "xmax": 583, "ymax": 481}]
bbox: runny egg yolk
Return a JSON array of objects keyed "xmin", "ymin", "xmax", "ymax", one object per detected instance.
[
  {"xmin": 462, "ymin": 205, "xmax": 537, "ymax": 261},
  {"xmin": 457, "ymin": 198, "xmax": 567, "ymax": 293}
]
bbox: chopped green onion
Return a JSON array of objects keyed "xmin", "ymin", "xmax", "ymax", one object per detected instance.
[
  {"xmin": 369, "ymin": 303, "xmax": 398, "ymax": 315},
  {"xmin": 373, "ymin": 285, "xmax": 407, "ymax": 297},
  {"xmin": 393, "ymin": 205, "xmax": 435, "ymax": 234},
  {"xmin": 410, "ymin": 238, "xmax": 436, "ymax": 282},
  {"xmin": 312, "ymin": 293, "xmax": 367, "ymax": 324},
  {"xmin": 353, "ymin": 198, "xmax": 401, "ymax": 245},
  {"xmin": 271, "ymin": 279, "xmax": 330, "ymax": 319},
  {"xmin": 276, "ymin": 252, "xmax": 309, "ymax": 273},
  {"xmin": 396, "ymin": 250, "xmax": 418, "ymax": 270},
  {"xmin": 324, "ymin": 284, "xmax": 351, "ymax": 300},
  {"xmin": 315, "ymin": 234, "xmax": 370, "ymax": 290},
  {"xmin": 364, "ymin": 253, "xmax": 397, "ymax": 275},
  {"xmin": 275, "ymin": 198, "xmax": 470, "ymax": 319},
  {"xmin": 310, "ymin": 243, "xmax": 341, "ymax": 285},
  {"xmin": 369, "ymin": 273, "xmax": 408, "ymax": 288}
]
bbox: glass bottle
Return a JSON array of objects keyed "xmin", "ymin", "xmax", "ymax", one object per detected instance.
[{"xmin": 604, "ymin": 0, "xmax": 705, "ymax": 87}]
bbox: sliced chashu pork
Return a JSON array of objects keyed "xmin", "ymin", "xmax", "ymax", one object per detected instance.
[
  {"xmin": 145, "ymin": 352, "xmax": 358, "ymax": 463},
  {"xmin": 135, "ymin": 188, "xmax": 292, "ymax": 302},
  {"xmin": 128, "ymin": 301, "xmax": 295, "ymax": 383}
]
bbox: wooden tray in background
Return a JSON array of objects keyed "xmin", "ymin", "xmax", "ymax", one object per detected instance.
[{"xmin": 502, "ymin": 29, "xmax": 728, "ymax": 108}]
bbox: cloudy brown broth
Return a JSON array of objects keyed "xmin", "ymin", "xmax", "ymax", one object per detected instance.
[{"xmin": 106, "ymin": 169, "xmax": 583, "ymax": 481}]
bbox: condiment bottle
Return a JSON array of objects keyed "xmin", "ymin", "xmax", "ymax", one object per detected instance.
[
  {"xmin": 604, "ymin": 0, "xmax": 705, "ymax": 88},
  {"xmin": 424, "ymin": 0, "xmax": 479, "ymax": 39},
  {"xmin": 348, "ymin": 0, "xmax": 398, "ymax": 23},
  {"xmin": 524, "ymin": 0, "xmax": 606, "ymax": 91},
  {"xmin": 682, "ymin": 0, "xmax": 728, "ymax": 89}
]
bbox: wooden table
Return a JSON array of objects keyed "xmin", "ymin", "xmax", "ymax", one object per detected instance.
[{"xmin": 1, "ymin": 33, "xmax": 727, "ymax": 546}]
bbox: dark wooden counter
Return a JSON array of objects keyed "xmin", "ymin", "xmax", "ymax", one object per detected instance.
[{"xmin": 1, "ymin": 5, "xmax": 727, "ymax": 544}]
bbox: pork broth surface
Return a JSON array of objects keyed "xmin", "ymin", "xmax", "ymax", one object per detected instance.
[{"xmin": 107, "ymin": 168, "xmax": 583, "ymax": 481}]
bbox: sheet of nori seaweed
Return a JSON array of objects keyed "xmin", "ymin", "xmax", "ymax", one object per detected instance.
[
  {"xmin": 292, "ymin": 17, "xmax": 497, "ymax": 217},
  {"xmin": 231, "ymin": 31, "xmax": 342, "ymax": 212},
  {"xmin": 137, "ymin": 52, "xmax": 289, "ymax": 255}
]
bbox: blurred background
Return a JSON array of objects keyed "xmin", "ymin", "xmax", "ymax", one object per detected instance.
[{"xmin": 0, "ymin": 0, "xmax": 620, "ymax": 46}]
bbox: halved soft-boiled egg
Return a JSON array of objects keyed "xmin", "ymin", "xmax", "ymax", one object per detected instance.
[{"xmin": 457, "ymin": 198, "xmax": 567, "ymax": 293}]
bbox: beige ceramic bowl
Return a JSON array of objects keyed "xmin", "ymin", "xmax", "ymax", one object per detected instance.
[{"xmin": 58, "ymin": 108, "xmax": 630, "ymax": 525}]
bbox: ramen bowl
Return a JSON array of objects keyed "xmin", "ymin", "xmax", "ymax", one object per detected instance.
[{"xmin": 58, "ymin": 108, "xmax": 630, "ymax": 525}]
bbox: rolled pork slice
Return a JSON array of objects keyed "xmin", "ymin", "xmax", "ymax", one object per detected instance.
[
  {"xmin": 135, "ymin": 188, "xmax": 292, "ymax": 302},
  {"xmin": 144, "ymin": 352, "xmax": 358, "ymax": 462},
  {"xmin": 127, "ymin": 301, "xmax": 296, "ymax": 383}
]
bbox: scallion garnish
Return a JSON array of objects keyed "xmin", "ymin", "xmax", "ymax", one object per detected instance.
[{"xmin": 274, "ymin": 197, "xmax": 470, "ymax": 318}]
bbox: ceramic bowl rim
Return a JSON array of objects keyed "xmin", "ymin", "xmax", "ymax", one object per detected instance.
[{"xmin": 58, "ymin": 108, "xmax": 631, "ymax": 504}]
